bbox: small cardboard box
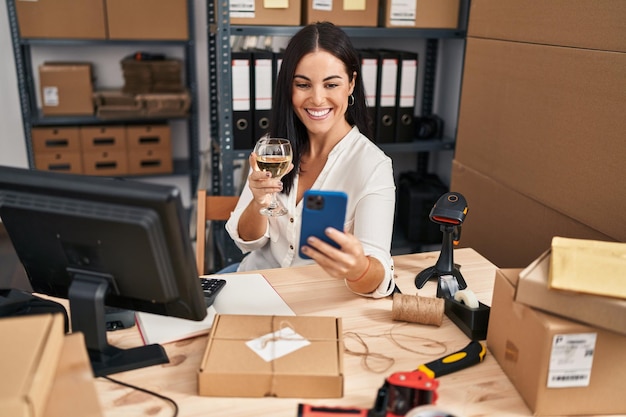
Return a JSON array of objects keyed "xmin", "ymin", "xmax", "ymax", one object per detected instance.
[
  {"xmin": 80, "ymin": 126, "xmax": 127, "ymax": 152},
  {"xmin": 198, "ymin": 315, "xmax": 343, "ymax": 398},
  {"xmin": 127, "ymin": 148, "xmax": 173, "ymax": 175},
  {"xmin": 230, "ymin": 0, "xmax": 301, "ymax": 26},
  {"xmin": 549, "ymin": 237, "xmax": 626, "ymax": 300},
  {"xmin": 382, "ymin": 0, "xmax": 460, "ymax": 28},
  {"xmin": 518, "ymin": 250, "xmax": 626, "ymax": 336},
  {"xmin": 126, "ymin": 125, "xmax": 172, "ymax": 149},
  {"xmin": 39, "ymin": 63, "xmax": 94, "ymax": 116},
  {"xmin": 487, "ymin": 269, "xmax": 626, "ymax": 416},
  {"xmin": 106, "ymin": 0, "xmax": 188, "ymax": 40},
  {"xmin": 15, "ymin": 0, "xmax": 106, "ymax": 39},
  {"xmin": 34, "ymin": 151, "xmax": 84, "ymax": 175},
  {"xmin": 0, "ymin": 314, "xmax": 65, "ymax": 417},
  {"xmin": 303, "ymin": 0, "xmax": 379, "ymax": 27},
  {"xmin": 31, "ymin": 127, "xmax": 82, "ymax": 154},
  {"xmin": 82, "ymin": 150, "xmax": 129, "ymax": 176},
  {"xmin": 43, "ymin": 333, "xmax": 103, "ymax": 417}
]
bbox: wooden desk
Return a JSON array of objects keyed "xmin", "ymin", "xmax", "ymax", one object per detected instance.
[{"xmin": 97, "ymin": 248, "xmax": 532, "ymax": 416}]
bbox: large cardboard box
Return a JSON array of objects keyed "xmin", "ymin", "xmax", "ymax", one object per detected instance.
[
  {"xmin": 106, "ymin": 0, "xmax": 188, "ymax": 40},
  {"xmin": 455, "ymin": 38, "xmax": 626, "ymax": 242},
  {"xmin": 43, "ymin": 333, "xmax": 103, "ymax": 417},
  {"xmin": 14, "ymin": 0, "xmax": 106, "ymax": 39},
  {"xmin": 450, "ymin": 160, "xmax": 615, "ymax": 268},
  {"xmin": 31, "ymin": 127, "xmax": 82, "ymax": 154},
  {"xmin": 39, "ymin": 63, "xmax": 94, "ymax": 116},
  {"xmin": 199, "ymin": 315, "xmax": 343, "ymax": 398},
  {"xmin": 304, "ymin": 0, "xmax": 379, "ymax": 27},
  {"xmin": 230, "ymin": 0, "xmax": 301, "ymax": 26},
  {"xmin": 518, "ymin": 250, "xmax": 626, "ymax": 336},
  {"xmin": 0, "ymin": 314, "xmax": 65, "ymax": 417},
  {"xmin": 79, "ymin": 126, "xmax": 127, "ymax": 152},
  {"xmin": 468, "ymin": 0, "xmax": 626, "ymax": 53},
  {"xmin": 487, "ymin": 269, "xmax": 626, "ymax": 416},
  {"xmin": 382, "ymin": 0, "xmax": 459, "ymax": 28}
]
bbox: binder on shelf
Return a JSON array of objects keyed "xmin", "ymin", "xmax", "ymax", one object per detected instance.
[
  {"xmin": 374, "ymin": 50, "xmax": 399, "ymax": 143},
  {"xmin": 252, "ymin": 50, "xmax": 273, "ymax": 142},
  {"xmin": 393, "ymin": 50, "xmax": 418, "ymax": 142},
  {"xmin": 358, "ymin": 49, "xmax": 379, "ymax": 138},
  {"xmin": 231, "ymin": 51, "xmax": 253, "ymax": 149}
]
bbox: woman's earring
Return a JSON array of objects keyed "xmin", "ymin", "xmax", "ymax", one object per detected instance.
[{"xmin": 348, "ymin": 94, "xmax": 355, "ymax": 106}]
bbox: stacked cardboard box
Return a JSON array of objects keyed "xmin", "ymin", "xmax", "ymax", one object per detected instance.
[
  {"xmin": 32, "ymin": 128, "xmax": 84, "ymax": 174},
  {"xmin": 121, "ymin": 59, "xmax": 184, "ymax": 95},
  {"xmin": 38, "ymin": 63, "xmax": 94, "ymax": 117},
  {"xmin": 451, "ymin": 0, "xmax": 626, "ymax": 268}
]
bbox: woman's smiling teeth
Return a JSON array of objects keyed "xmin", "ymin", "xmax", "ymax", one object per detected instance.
[{"xmin": 307, "ymin": 108, "xmax": 331, "ymax": 118}]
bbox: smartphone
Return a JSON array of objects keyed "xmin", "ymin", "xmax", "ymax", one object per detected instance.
[{"xmin": 299, "ymin": 190, "xmax": 347, "ymax": 260}]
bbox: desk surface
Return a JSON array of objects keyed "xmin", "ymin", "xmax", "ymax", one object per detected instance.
[{"xmin": 97, "ymin": 248, "xmax": 531, "ymax": 416}]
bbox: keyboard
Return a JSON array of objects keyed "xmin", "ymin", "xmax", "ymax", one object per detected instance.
[{"xmin": 200, "ymin": 277, "xmax": 226, "ymax": 307}]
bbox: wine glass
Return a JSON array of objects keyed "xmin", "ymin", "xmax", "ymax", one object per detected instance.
[{"xmin": 254, "ymin": 137, "xmax": 293, "ymax": 217}]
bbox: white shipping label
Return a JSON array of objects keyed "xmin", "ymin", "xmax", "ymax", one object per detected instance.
[
  {"xmin": 313, "ymin": 0, "xmax": 332, "ymax": 12},
  {"xmin": 547, "ymin": 333, "xmax": 597, "ymax": 388},
  {"xmin": 230, "ymin": 0, "xmax": 255, "ymax": 18},
  {"xmin": 43, "ymin": 86, "xmax": 59, "ymax": 107},
  {"xmin": 390, "ymin": 0, "xmax": 415, "ymax": 26},
  {"xmin": 246, "ymin": 327, "xmax": 311, "ymax": 362}
]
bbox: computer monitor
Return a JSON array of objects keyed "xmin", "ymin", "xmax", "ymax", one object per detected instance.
[{"xmin": 0, "ymin": 166, "xmax": 207, "ymax": 376}]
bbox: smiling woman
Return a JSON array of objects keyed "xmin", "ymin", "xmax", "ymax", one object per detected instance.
[{"xmin": 224, "ymin": 22, "xmax": 397, "ymax": 299}]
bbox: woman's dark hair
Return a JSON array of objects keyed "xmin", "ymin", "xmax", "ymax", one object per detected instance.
[{"xmin": 269, "ymin": 21, "xmax": 372, "ymax": 195}]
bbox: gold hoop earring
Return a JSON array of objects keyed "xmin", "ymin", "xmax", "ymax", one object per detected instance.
[{"xmin": 348, "ymin": 94, "xmax": 355, "ymax": 106}]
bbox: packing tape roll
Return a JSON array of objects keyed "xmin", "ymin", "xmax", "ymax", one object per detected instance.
[{"xmin": 453, "ymin": 289, "xmax": 479, "ymax": 309}]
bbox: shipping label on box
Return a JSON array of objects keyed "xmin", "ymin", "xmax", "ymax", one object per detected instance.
[{"xmin": 198, "ymin": 315, "xmax": 343, "ymax": 398}]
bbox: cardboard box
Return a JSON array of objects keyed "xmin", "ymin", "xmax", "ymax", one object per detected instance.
[
  {"xmin": 0, "ymin": 314, "xmax": 65, "ymax": 417},
  {"xmin": 198, "ymin": 315, "xmax": 343, "ymax": 398},
  {"xmin": 549, "ymin": 237, "xmax": 626, "ymax": 300},
  {"xmin": 518, "ymin": 250, "xmax": 626, "ymax": 336},
  {"xmin": 80, "ymin": 126, "xmax": 127, "ymax": 152},
  {"xmin": 127, "ymin": 148, "xmax": 173, "ymax": 175},
  {"xmin": 34, "ymin": 151, "xmax": 84, "ymax": 175},
  {"xmin": 455, "ymin": 38, "xmax": 626, "ymax": 242},
  {"xmin": 487, "ymin": 269, "xmax": 626, "ymax": 416},
  {"xmin": 39, "ymin": 63, "xmax": 94, "ymax": 116},
  {"xmin": 14, "ymin": 0, "xmax": 106, "ymax": 39},
  {"xmin": 106, "ymin": 0, "xmax": 188, "ymax": 40},
  {"xmin": 126, "ymin": 125, "xmax": 172, "ymax": 149},
  {"xmin": 230, "ymin": 0, "xmax": 301, "ymax": 26},
  {"xmin": 450, "ymin": 160, "xmax": 615, "ymax": 268},
  {"xmin": 31, "ymin": 127, "xmax": 82, "ymax": 153},
  {"xmin": 82, "ymin": 150, "xmax": 129, "ymax": 176},
  {"xmin": 304, "ymin": 0, "xmax": 378, "ymax": 27},
  {"xmin": 468, "ymin": 0, "xmax": 626, "ymax": 53},
  {"xmin": 43, "ymin": 333, "xmax": 103, "ymax": 417},
  {"xmin": 382, "ymin": 0, "xmax": 459, "ymax": 28}
]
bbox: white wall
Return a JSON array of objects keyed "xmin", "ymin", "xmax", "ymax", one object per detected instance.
[{"xmin": 0, "ymin": 1, "xmax": 28, "ymax": 168}]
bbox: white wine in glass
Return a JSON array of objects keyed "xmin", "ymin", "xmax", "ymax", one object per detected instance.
[{"xmin": 254, "ymin": 137, "xmax": 292, "ymax": 217}]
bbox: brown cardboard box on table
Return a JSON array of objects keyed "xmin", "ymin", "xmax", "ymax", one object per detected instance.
[
  {"xmin": 14, "ymin": 0, "xmax": 106, "ymax": 39},
  {"xmin": 39, "ymin": 63, "xmax": 94, "ymax": 116},
  {"xmin": 487, "ymin": 269, "xmax": 626, "ymax": 416},
  {"xmin": 43, "ymin": 333, "xmax": 104, "ymax": 417},
  {"xmin": 106, "ymin": 0, "xmax": 188, "ymax": 40},
  {"xmin": 382, "ymin": 0, "xmax": 459, "ymax": 29},
  {"xmin": 230, "ymin": 0, "xmax": 301, "ymax": 26},
  {"xmin": 517, "ymin": 249, "xmax": 626, "ymax": 336},
  {"xmin": 198, "ymin": 314, "xmax": 343, "ymax": 398},
  {"xmin": 303, "ymin": 0, "xmax": 379, "ymax": 27},
  {"xmin": 0, "ymin": 314, "xmax": 65, "ymax": 417}
]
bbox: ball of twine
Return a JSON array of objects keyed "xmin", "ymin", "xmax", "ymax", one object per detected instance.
[{"xmin": 391, "ymin": 293, "xmax": 444, "ymax": 326}]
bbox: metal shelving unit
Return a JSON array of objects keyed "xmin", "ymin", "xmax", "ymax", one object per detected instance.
[
  {"xmin": 207, "ymin": 0, "xmax": 470, "ymax": 259},
  {"xmin": 6, "ymin": 0, "xmax": 200, "ymax": 194}
]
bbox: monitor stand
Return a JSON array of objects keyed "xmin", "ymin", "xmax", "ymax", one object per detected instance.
[{"xmin": 68, "ymin": 274, "xmax": 169, "ymax": 377}]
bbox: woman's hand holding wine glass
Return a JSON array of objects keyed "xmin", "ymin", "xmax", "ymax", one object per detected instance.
[{"xmin": 252, "ymin": 137, "xmax": 293, "ymax": 217}]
